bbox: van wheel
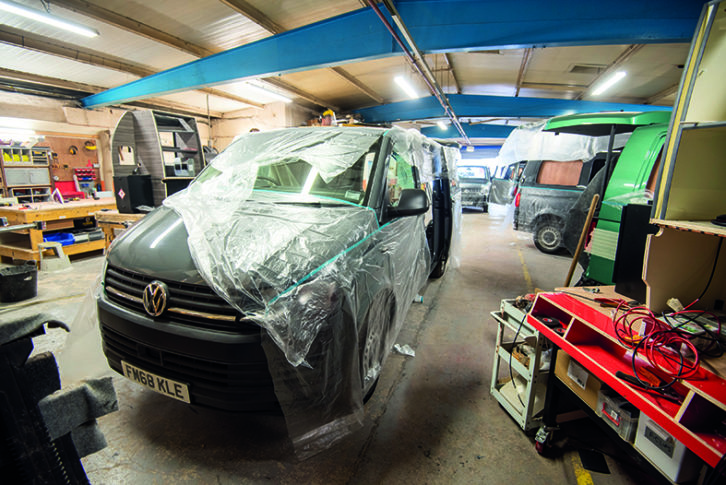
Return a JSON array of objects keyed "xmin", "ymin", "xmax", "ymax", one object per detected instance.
[
  {"xmin": 534, "ymin": 222, "xmax": 563, "ymax": 254},
  {"xmin": 359, "ymin": 290, "xmax": 395, "ymax": 401},
  {"xmin": 430, "ymin": 258, "xmax": 447, "ymax": 279}
]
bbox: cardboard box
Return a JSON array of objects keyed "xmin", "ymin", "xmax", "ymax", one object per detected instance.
[{"xmin": 555, "ymin": 352, "xmax": 602, "ymax": 411}]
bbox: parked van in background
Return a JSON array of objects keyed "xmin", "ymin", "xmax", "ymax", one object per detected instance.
[
  {"xmin": 457, "ymin": 165, "xmax": 491, "ymax": 212},
  {"xmin": 514, "ymin": 155, "xmax": 607, "ymax": 253},
  {"xmin": 489, "ymin": 161, "xmax": 527, "ymax": 206},
  {"xmin": 513, "ymin": 111, "xmax": 672, "ymax": 256}
]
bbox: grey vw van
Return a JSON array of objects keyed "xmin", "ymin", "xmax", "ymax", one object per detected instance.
[{"xmin": 97, "ymin": 126, "xmax": 454, "ymax": 416}]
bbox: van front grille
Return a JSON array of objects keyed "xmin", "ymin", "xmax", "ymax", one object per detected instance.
[{"xmin": 104, "ymin": 265, "xmax": 259, "ymax": 334}]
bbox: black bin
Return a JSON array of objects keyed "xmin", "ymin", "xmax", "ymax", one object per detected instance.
[
  {"xmin": 113, "ymin": 174, "xmax": 153, "ymax": 214},
  {"xmin": 0, "ymin": 261, "xmax": 38, "ymax": 303}
]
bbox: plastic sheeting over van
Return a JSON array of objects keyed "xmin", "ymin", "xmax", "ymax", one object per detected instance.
[
  {"xmin": 498, "ymin": 120, "xmax": 624, "ymax": 165},
  {"xmin": 162, "ymin": 126, "xmax": 453, "ymax": 458}
]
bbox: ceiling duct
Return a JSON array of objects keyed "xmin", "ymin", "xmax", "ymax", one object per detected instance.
[{"xmin": 569, "ymin": 64, "xmax": 608, "ymax": 75}]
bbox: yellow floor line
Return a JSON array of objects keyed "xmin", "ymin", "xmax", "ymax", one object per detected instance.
[
  {"xmin": 516, "ymin": 244, "xmax": 534, "ymax": 293},
  {"xmin": 571, "ymin": 454, "xmax": 595, "ymax": 485}
]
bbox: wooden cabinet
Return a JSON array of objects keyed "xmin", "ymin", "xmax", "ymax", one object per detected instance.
[
  {"xmin": 110, "ymin": 110, "xmax": 205, "ymax": 207},
  {"xmin": 646, "ymin": 1, "xmax": 726, "ymax": 313},
  {"xmin": 0, "ymin": 146, "xmax": 52, "ymax": 203}
]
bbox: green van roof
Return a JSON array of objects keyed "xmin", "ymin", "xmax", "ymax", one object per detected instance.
[{"xmin": 544, "ymin": 111, "xmax": 672, "ymax": 136}]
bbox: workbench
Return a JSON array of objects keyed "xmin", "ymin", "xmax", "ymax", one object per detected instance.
[
  {"xmin": 0, "ymin": 198, "xmax": 116, "ymax": 261},
  {"xmin": 529, "ymin": 287, "xmax": 726, "ymax": 475},
  {"xmin": 94, "ymin": 210, "xmax": 145, "ymax": 249}
]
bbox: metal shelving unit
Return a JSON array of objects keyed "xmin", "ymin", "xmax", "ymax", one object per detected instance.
[{"xmin": 490, "ymin": 299, "xmax": 549, "ymax": 431}]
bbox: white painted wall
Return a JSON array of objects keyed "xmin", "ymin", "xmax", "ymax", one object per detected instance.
[
  {"xmin": 0, "ymin": 92, "xmax": 319, "ymax": 189},
  {"xmin": 211, "ymin": 102, "xmax": 315, "ymax": 151}
]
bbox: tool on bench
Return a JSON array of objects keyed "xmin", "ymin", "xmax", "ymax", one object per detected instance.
[{"xmin": 616, "ymin": 371, "xmax": 683, "ymax": 404}]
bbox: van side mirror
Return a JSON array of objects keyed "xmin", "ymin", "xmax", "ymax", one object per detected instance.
[{"xmin": 388, "ymin": 188, "xmax": 429, "ymax": 217}]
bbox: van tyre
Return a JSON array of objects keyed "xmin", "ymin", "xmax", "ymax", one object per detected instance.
[
  {"xmin": 533, "ymin": 222, "xmax": 563, "ymax": 254},
  {"xmin": 359, "ymin": 290, "xmax": 395, "ymax": 401},
  {"xmin": 430, "ymin": 258, "xmax": 447, "ymax": 279}
]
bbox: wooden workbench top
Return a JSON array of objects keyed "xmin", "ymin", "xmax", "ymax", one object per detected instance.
[
  {"xmin": 94, "ymin": 210, "xmax": 146, "ymax": 224},
  {"xmin": 0, "ymin": 198, "xmax": 117, "ymax": 223}
]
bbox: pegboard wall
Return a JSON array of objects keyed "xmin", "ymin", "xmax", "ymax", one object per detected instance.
[{"xmin": 42, "ymin": 136, "xmax": 101, "ymax": 188}]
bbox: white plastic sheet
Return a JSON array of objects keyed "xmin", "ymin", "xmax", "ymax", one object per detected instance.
[
  {"xmin": 498, "ymin": 120, "xmax": 624, "ymax": 164},
  {"xmin": 162, "ymin": 126, "xmax": 446, "ymax": 457}
]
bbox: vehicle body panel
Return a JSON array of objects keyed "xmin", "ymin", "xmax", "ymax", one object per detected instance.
[
  {"xmin": 586, "ymin": 124, "xmax": 668, "ymax": 284},
  {"xmin": 545, "ymin": 111, "xmax": 672, "ymax": 135},
  {"xmin": 514, "ymin": 157, "xmax": 601, "ymax": 234}
]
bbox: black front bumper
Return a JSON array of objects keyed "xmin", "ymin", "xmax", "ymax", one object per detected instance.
[{"xmin": 97, "ymin": 291, "xmax": 280, "ymax": 413}]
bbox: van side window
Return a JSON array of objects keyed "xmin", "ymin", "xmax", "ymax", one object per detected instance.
[
  {"xmin": 387, "ymin": 152, "xmax": 416, "ymax": 207},
  {"xmin": 536, "ymin": 160, "xmax": 583, "ymax": 186}
]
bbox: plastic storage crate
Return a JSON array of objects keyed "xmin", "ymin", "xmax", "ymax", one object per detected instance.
[
  {"xmin": 597, "ymin": 387, "xmax": 639, "ymax": 442},
  {"xmin": 634, "ymin": 414, "xmax": 703, "ymax": 483}
]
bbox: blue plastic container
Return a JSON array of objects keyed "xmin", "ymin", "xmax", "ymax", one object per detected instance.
[{"xmin": 43, "ymin": 232, "xmax": 75, "ymax": 246}]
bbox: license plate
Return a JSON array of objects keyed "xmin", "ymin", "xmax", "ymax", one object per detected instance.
[{"xmin": 121, "ymin": 361, "xmax": 190, "ymax": 403}]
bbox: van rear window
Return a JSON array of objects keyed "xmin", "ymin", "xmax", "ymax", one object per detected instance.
[
  {"xmin": 458, "ymin": 166, "xmax": 488, "ymax": 180},
  {"xmin": 536, "ymin": 160, "xmax": 583, "ymax": 186}
]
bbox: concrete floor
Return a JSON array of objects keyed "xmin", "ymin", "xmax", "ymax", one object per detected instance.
[{"xmin": 1, "ymin": 206, "xmax": 673, "ymax": 484}]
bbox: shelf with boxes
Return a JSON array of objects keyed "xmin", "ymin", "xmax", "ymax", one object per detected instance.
[{"xmin": 0, "ymin": 146, "xmax": 52, "ymax": 203}]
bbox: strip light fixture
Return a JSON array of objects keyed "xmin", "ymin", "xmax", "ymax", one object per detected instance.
[
  {"xmin": 394, "ymin": 76, "xmax": 419, "ymax": 99},
  {"xmin": 592, "ymin": 71, "xmax": 627, "ymax": 96},
  {"xmin": 0, "ymin": 0, "xmax": 99, "ymax": 37},
  {"xmin": 244, "ymin": 81, "xmax": 292, "ymax": 103},
  {"xmin": 0, "ymin": 126, "xmax": 38, "ymax": 142}
]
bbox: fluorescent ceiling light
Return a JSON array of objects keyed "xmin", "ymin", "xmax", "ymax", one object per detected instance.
[
  {"xmin": 394, "ymin": 76, "xmax": 418, "ymax": 99},
  {"xmin": 0, "ymin": 0, "xmax": 99, "ymax": 37},
  {"xmin": 592, "ymin": 71, "xmax": 627, "ymax": 96},
  {"xmin": 0, "ymin": 127, "xmax": 36, "ymax": 136},
  {"xmin": 437, "ymin": 121, "xmax": 447, "ymax": 130},
  {"xmin": 0, "ymin": 127, "xmax": 38, "ymax": 142},
  {"xmin": 245, "ymin": 81, "xmax": 292, "ymax": 103}
]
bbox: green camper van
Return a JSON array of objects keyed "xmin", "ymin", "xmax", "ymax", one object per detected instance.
[{"xmin": 542, "ymin": 111, "xmax": 672, "ymax": 285}]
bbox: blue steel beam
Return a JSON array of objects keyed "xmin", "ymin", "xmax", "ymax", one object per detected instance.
[
  {"xmin": 82, "ymin": 0, "xmax": 705, "ymax": 108},
  {"xmin": 421, "ymin": 123, "xmax": 514, "ymax": 139},
  {"xmin": 354, "ymin": 94, "xmax": 671, "ymax": 123}
]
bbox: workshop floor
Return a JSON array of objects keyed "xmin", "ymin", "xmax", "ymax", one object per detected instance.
[{"xmin": 1, "ymin": 206, "xmax": 675, "ymax": 484}]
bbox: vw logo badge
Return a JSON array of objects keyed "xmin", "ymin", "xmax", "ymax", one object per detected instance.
[{"xmin": 142, "ymin": 280, "xmax": 168, "ymax": 317}]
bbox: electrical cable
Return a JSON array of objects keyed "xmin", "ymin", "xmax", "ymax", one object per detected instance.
[
  {"xmin": 611, "ymin": 303, "xmax": 707, "ymax": 394},
  {"xmin": 508, "ymin": 312, "xmax": 528, "ymax": 407},
  {"xmin": 696, "ymin": 238, "xmax": 723, "ymax": 303}
]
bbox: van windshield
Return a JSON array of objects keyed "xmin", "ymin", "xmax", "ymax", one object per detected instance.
[
  {"xmin": 458, "ymin": 166, "xmax": 488, "ymax": 183},
  {"xmin": 251, "ymin": 149, "xmax": 376, "ymax": 205},
  {"xmin": 193, "ymin": 128, "xmax": 383, "ymax": 206}
]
